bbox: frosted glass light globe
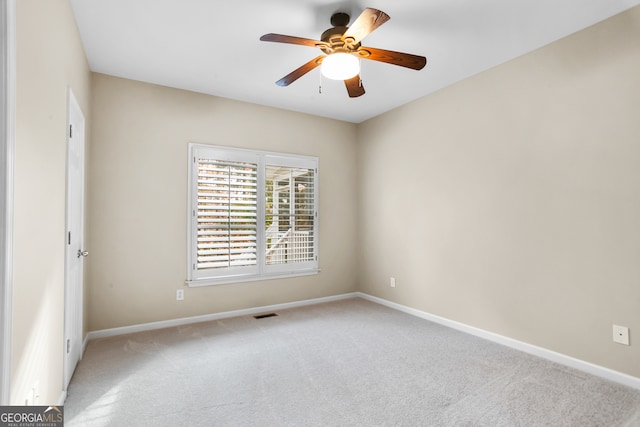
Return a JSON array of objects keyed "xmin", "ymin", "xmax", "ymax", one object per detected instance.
[{"xmin": 321, "ymin": 53, "xmax": 359, "ymax": 80}]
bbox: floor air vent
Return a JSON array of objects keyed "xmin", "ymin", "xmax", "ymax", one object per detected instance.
[{"xmin": 253, "ymin": 313, "xmax": 278, "ymax": 319}]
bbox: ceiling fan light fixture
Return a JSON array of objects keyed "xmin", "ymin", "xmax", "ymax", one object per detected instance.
[
  {"xmin": 260, "ymin": 7, "xmax": 426, "ymax": 97},
  {"xmin": 321, "ymin": 53, "xmax": 359, "ymax": 80}
]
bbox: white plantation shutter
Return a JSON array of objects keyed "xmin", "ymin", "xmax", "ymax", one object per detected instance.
[
  {"xmin": 196, "ymin": 159, "xmax": 257, "ymax": 270},
  {"xmin": 188, "ymin": 144, "xmax": 318, "ymax": 285}
]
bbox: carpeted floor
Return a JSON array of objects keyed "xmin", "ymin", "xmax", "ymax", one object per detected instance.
[{"xmin": 64, "ymin": 298, "xmax": 640, "ymax": 426}]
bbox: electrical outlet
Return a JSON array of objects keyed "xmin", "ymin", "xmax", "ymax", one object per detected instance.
[
  {"xmin": 176, "ymin": 289, "xmax": 184, "ymax": 301},
  {"xmin": 390, "ymin": 277, "xmax": 396, "ymax": 288},
  {"xmin": 613, "ymin": 325, "xmax": 629, "ymax": 345}
]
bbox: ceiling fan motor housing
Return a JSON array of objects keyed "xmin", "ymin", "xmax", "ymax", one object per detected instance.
[
  {"xmin": 321, "ymin": 12, "xmax": 361, "ymax": 55},
  {"xmin": 321, "ymin": 26, "xmax": 348, "ymax": 43}
]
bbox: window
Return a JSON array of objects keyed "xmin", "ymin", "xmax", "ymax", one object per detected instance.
[{"xmin": 187, "ymin": 144, "xmax": 318, "ymax": 286}]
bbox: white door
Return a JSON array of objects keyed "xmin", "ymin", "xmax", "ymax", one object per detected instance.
[{"xmin": 64, "ymin": 88, "xmax": 85, "ymax": 389}]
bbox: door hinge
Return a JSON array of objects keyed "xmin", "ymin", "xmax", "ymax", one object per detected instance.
[
  {"xmin": 66, "ymin": 339, "xmax": 70, "ymax": 354},
  {"xmin": 69, "ymin": 124, "xmax": 73, "ymax": 138}
]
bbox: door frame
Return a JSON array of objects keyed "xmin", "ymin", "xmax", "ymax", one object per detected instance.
[
  {"xmin": 0, "ymin": 0, "xmax": 16, "ymax": 406},
  {"xmin": 63, "ymin": 87, "xmax": 85, "ymax": 391}
]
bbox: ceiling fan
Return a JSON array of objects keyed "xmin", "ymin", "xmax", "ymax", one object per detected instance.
[{"xmin": 260, "ymin": 8, "xmax": 427, "ymax": 98}]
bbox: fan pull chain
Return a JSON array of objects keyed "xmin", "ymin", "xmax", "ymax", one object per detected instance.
[
  {"xmin": 319, "ymin": 72, "xmax": 322, "ymax": 94},
  {"xmin": 359, "ymin": 59, "xmax": 363, "ymax": 87}
]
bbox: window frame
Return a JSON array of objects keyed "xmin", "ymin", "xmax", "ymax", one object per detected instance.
[{"xmin": 187, "ymin": 143, "xmax": 319, "ymax": 287}]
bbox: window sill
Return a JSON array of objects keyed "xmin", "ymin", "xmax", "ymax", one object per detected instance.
[{"xmin": 186, "ymin": 269, "xmax": 320, "ymax": 287}]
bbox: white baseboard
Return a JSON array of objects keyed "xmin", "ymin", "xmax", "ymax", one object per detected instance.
[
  {"xmin": 87, "ymin": 292, "xmax": 359, "ymax": 341},
  {"xmin": 84, "ymin": 290, "xmax": 640, "ymax": 391},
  {"xmin": 357, "ymin": 292, "xmax": 640, "ymax": 391}
]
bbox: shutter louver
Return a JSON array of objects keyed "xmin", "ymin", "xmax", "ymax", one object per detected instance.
[{"xmin": 196, "ymin": 159, "xmax": 258, "ymax": 270}]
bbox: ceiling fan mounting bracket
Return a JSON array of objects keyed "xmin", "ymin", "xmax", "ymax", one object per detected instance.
[{"xmin": 330, "ymin": 12, "xmax": 350, "ymax": 27}]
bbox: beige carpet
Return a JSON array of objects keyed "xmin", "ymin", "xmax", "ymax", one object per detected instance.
[{"xmin": 65, "ymin": 298, "xmax": 640, "ymax": 426}]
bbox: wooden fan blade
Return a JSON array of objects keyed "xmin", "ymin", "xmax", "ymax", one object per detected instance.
[
  {"xmin": 276, "ymin": 56, "xmax": 325, "ymax": 87},
  {"xmin": 343, "ymin": 8, "xmax": 390, "ymax": 44},
  {"xmin": 344, "ymin": 75, "xmax": 365, "ymax": 98},
  {"xmin": 358, "ymin": 46, "xmax": 426, "ymax": 70},
  {"xmin": 260, "ymin": 33, "xmax": 328, "ymax": 49}
]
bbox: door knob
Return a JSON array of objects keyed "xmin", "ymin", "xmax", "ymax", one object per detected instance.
[{"xmin": 77, "ymin": 249, "xmax": 89, "ymax": 258}]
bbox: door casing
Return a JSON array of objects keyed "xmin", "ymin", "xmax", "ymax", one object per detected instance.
[{"xmin": 0, "ymin": 0, "xmax": 16, "ymax": 406}]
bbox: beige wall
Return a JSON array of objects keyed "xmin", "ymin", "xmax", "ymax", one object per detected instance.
[
  {"xmin": 13, "ymin": 0, "xmax": 91, "ymax": 405},
  {"xmin": 357, "ymin": 6, "xmax": 640, "ymax": 378},
  {"xmin": 87, "ymin": 74, "xmax": 358, "ymax": 331},
  {"xmin": 11, "ymin": 0, "xmax": 640, "ymax": 405}
]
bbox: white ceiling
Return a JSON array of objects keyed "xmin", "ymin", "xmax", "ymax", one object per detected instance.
[{"xmin": 70, "ymin": 0, "xmax": 640, "ymax": 123}]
